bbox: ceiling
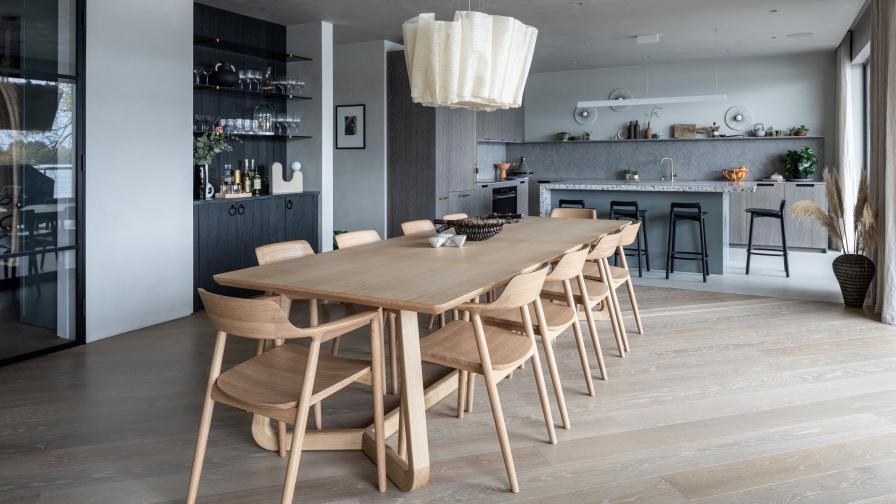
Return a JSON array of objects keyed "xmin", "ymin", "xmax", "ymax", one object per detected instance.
[{"xmin": 198, "ymin": 0, "xmax": 866, "ymax": 73}]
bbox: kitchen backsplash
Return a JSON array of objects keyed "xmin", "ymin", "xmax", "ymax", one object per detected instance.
[{"xmin": 505, "ymin": 137, "xmax": 824, "ymax": 181}]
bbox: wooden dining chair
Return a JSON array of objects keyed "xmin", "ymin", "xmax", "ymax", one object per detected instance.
[
  {"xmin": 334, "ymin": 229, "xmax": 399, "ymax": 395},
  {"xmin": 549, "ymin": 207, "xmax": 598, "ymax": 219},
  {"xmin": 583, "ymin": 222, "xmax": 645, "ymax": 335},
  {"xmin": 541, "ymin": 231, "xmax": 628, "ymax": 358},
  {"xmin": 419, "ymin": 266, "xmax": 556, "ymax": 493},
  {"xmin": 400, "ymin": 219, "xmax": 437, "ymax": 236},
  {"xmin": 482, "ymin": 247, "xmax": 602, "ymax": 430},
  {"xmin": 188, "ymin": 290, "xmax": 386, "ymax": 504}
]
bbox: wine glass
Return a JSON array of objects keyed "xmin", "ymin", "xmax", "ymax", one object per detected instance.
[
  {"xmin": 194, "ymin": 114, "xmax": 203, "ymax": 132},
  {"xmin": 199, "ymin": 66, "xmax": 211, "ymax": 86},
  {"xmin": 238, "ymin": 69, "xmax": 247, "ymax": 90},
  {"xmin": 193, "ymin": 67, "xmax": 200, "ymax": 86}
]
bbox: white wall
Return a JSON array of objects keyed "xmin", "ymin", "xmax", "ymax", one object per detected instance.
[
  {"xmin": 84, "ymin": 0, "xmax": 193, "ymax": 342},
  {"xmin": 288, "ymin": 22, "xmax": 334, "ymax": 250},
  {"xmin": 332, "ymin": 40, "xmax": 401, "ymax": 236},
  {"xmin": 524, "ymin": 52, "xmax": 835, "ymax": 152}
]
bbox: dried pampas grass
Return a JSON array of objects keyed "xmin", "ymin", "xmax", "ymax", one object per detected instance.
[{"xmin": 790, "ymin": 167, "xmax": 877, "ymax": 255}]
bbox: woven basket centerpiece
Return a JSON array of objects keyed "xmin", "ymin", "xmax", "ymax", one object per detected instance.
[{"xmin": 450, "ymin": 217, "xmax": 504, "ymax": 241}]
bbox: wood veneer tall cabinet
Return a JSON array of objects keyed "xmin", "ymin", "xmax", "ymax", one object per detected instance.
[{"xmin": 387, "ymin": 51, "xmax": 477, "ymax": 237}]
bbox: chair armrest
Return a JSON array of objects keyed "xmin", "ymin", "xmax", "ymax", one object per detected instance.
[{"xmin": 301, "ymin": 309, "xmax": 379, "ymax": 343}]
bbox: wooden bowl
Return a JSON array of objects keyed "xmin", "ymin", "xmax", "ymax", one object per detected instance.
[{"xmin": 722, "ymin": 168, "xmax": 749, "ymax": 181}]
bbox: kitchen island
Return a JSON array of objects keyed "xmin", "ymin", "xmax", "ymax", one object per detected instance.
[{"xmin": 540, "ymin": 180, "xmax": 756, "ymax": 275}]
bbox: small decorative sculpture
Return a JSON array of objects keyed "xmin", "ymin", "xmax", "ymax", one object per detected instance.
[{"xmin": 270, "ymin": 161, "xmax": 303, "ymax": 194}]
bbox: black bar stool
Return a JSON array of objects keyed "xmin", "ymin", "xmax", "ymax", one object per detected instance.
[
  {"xmin": 666, "ymin": 202, "xmax": 709, "ymax": 282},
  {"xmin": 609, "ymin": 201, "xmax": 649, "ymax": 277},
  {"xmin": 558, "ymin": 199, "xmax": 585, "ymax": 208},
  {"xmin": 746, "ymin": 200, "xmax": 789, "ymax": 277}
]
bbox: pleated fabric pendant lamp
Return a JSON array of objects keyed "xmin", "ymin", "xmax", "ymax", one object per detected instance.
[{"xmin": 402, "ymin": 10, "xmax": 537, "ymax": 111}]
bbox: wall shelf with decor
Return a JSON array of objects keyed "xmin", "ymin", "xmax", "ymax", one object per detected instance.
[
  {"xmin": 193, "ymin": 131, "xmax": 312, "ymax": 140},
  {"xmin": 193, "ymin": 36, "xmax": 312, "ymax": 62}
]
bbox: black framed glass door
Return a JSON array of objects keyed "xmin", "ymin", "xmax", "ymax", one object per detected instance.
[{"xmin": 0, "ymin": 0, "xmax": 82, "ymax": 364}]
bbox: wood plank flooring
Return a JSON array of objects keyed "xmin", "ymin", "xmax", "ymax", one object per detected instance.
[{"xmin": 1, "ymin": 286, "xmax": 895, "ymax": 503}]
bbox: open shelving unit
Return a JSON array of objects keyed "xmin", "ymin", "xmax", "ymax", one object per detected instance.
[{"xmin": 193, "ymin": 36, "xmax": 312, "ymax": 62}]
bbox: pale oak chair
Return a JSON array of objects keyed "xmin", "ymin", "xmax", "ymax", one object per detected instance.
[
  {"xmin": 541, "ymin": 231, "xmax": 629, "ymax": 358},
  {"xmin": 188, "ymin": 290, "xmax": 386, "ymax": 504},
  {"xmin": 482, "ymin": 247, "xmax": 602, "ymax": 430},
  {"xmin": 419, "ymin": 266, "xmax": 556, "ymax": 493},
  {"xmin": 334, "ymin": 229, "xmax": 399, "ymax": 395},
  {"xmin": 583, "ymin": 221, "xmax": 645, "ymax": 335},
  {"xmin": 549, "ymin": 207, "xmax": 598, "ymax": 219},
  {"xmin": 400, "ymin": 219, "xmax": 437, "ymax": 236}
]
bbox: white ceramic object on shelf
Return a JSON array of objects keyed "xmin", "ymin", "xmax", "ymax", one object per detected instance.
[
  {"xmin": 428, "ymin": 236, "xmax": 447, "ymax": 248},
  {"xmin": 271, "ymin": 161, "xmax": 303, "ymax": 194},
  {"xmin": 450, "ymin": 235, "xmax": 467, "ymax": 248}
]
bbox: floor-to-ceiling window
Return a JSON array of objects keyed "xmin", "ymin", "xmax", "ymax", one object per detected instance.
[{"xmin": 0, "ymin": 0, "xmax": 82, "ymax": 364}]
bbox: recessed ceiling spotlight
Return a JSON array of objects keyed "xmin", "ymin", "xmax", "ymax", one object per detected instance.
[
  {"xmin": 636, "ymin": 33, "xmax": 661, "ymax": 44},
  {"xmin": 786, "ymin": 32, "xmax": 814, "ymax": 38},
  {"xmin": 573, "ymin": 1, "xmax": 584, "ymax": 5},
  {"xmin": 572, "ymin": 60, "xmax": 579, "ymax": 65},
  {"xmin": 724, "ymin": 49, "xmax": 732, "ymax": 53},
  {"xmin": 769, "ymin": 9, "xmax": 779, "ymax": 13},
  {"xmin": 770, "ymin": 36, "xmax": 777, "ymax": 39}
]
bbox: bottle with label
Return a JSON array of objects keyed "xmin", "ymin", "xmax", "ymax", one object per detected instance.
[
  {"xmin": 252, "ymin": 162, "xmax": 262, "ymax": 195},
  {"xmin": 243, "ymin": 159, "xmax": 252, "ymax": 194}
]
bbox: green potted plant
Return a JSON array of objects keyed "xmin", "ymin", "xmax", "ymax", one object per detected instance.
[
  {"xmin": 623, "ymin": 168, "xmax": 633, "ymax": 181},
  {"xmin": 791, "ymin": 169, "xmax": 877, "ymax": 307},
  {"xmin": 783, "ymin": 147, "xmax": 817, "ymax": 180},
  {"xmin": 193, "ymin": 126, "xmax": 238, "ymax": 199},
  {"xmin": 793, "ymin": 124, "xmax": 810, "ymax": 136}
]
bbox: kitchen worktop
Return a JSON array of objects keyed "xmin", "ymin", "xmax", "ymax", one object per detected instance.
[{"xmin": 539, "ymin": 180, "xmax": 756, "ymax": 193}]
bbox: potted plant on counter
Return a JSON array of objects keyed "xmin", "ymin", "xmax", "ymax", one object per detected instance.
[
  {"xmin": 791, "ymin": 168, "xmax": 877, "ymax": 308},
  {"xmin": 193, "ymin": 126, "xmax": 237, "ymax": 199},
  {"xmin": 783, "ymin": 147, "xmax": 817, "ymax": 180}
]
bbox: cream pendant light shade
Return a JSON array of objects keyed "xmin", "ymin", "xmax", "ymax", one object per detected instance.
[{"xmin": 402, "ymin": 11, "xmax": 537, "ymax": 111}]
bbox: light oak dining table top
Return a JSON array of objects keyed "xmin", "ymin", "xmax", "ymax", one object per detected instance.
[{"xmin": 215, "ymin": 216, "xmax": 626, "ymax": 314}]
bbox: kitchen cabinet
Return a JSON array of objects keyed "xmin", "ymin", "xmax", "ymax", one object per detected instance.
[
  {"xmin": 729, "ymin": 182, "xmax": 827, "ymax": 250},
  {"xmin": 516, "ymin": 181, "xmax": 529, "ymax": 216},
  {"xmin": 477, "ymin": 107, "xmax": 524, "ymax": 143},
  {"xmin": 193, "ymin": 193, "xmax": 319, "ymax": 310},
  {"xmin": 387, "ymin": 51, "xmax": 480, "ymax": 236},
  {"xmin": 784, "ymin": 182, "xmax": 827, "ymax": 250},
  {"xmin": 446, "ymin": 190, "xmax": 478, "ymax": 216}
]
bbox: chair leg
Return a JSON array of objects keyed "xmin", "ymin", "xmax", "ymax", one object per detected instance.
[
  {"xmin": 626, "ymin": 278, "xmax": 645, "ymax": 335},
  {"xmin": 313, "ymin": 403, "xmax": 322, "ymax": 430},
  {"xmin": 389, "ymin": 312, "xmax": 399, "ymax": 395},
  {"xmin": 309, "ymin": 298, "xmax": 318, "ymax": 327},
  {"xmin": 699, "ymin": 217, "xmax": 708, "ymax": 282},
  {"xmin": 670, "ymin": 217, "xmax": 678, "ymax": 274},
  {"xmin": 780, "ymin": 216, "xmax": 790, "ymax": 278},
  {"xmin": 457, "ymin": 370, "xmax": 468, "ymax": 418},
  {"xmin": 746, "ymin": 213, "xmax": 755, "ymax": 275},
  {"xmin": 397, "ymin": 406, "xmax": 407, "ymax": 460},
  {"xmin": 439, "ymin": 312, "xmax": 446, "ymax": 328},
  {"xmin": 466, "ymin": 373, "xmax": 476, "ymax": 412},
  {"xmin": 570, "ymin": 315, "xmax": 597, "ymax": 392},
  {"xmin": 427, "ymin": 314, "xmax": 436, "ymax": 330},
  {"xmin": 280, "ymin": 341, "xmax": 321, "ymax": 504},
  {"xmin": 636, "ymin": 224, "xmax": 643, "ymax": 278},
  {"xmin": 186, "ymin": 331, "xmax": 226, "ymax": 504},
  {"xmin": 481, "ymin": 367, "xmax": 520, "ymax": 493},
  {"xmin": 642, "ymin": 215, "xmax": 651, "ymax": 271},
  {"xmin": 665, "ymin": 213, "xmax": 674, "ymax": 279},
  {"xmin": 606, "ymin": 278, "xmax": 631, "ymax": 352},
  {"xmin": 330, "ymin": 337, "xmax": 341, "ymax": 355},
  {"xmin": 539, "ymin": 335, "xmax": 570, "ymax": 429},
  {"xmin": 528, "ymin": 353, "xmax": 558, "ymax": 446}
]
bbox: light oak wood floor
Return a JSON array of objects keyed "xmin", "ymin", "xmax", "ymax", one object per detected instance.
[{"xmin": 2, "ymin": 287, "xmax": 895, "ymax": 503}]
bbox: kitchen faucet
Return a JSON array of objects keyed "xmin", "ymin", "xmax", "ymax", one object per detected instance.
[{"xmin": 661, "ymin": 157, "xmax": 675, "ymax": 181}]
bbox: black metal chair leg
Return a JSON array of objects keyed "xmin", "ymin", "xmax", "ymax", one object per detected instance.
[
  {"xmin": 670, "ymin": 217, "xmax": 677, "ymax": 274},
  {"xmin": 635, "ymin": 221, "xmax": 643, "ymax": 277},
  {"xmin": 698, "ymin": 217, "xmax": 707, "ymax": 282},
  {"xmin": 642, "ymin": 215, "xmax": 651, "ymax": 271},
  {"xmin": 745, "ymin": 213, "xmax": 755, "ymax": 275},
  {"xmin": 665, "ymin": 213, "xmax": 674, "ymax": 279},
  {"xmin": 780, "ymin": 216, "xmax": 790, "ymax": 278}
]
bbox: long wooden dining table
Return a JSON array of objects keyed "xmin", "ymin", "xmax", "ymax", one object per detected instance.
[{"xmin": 214, "ymin": 216, "xmax": 626, "ymax": 491}]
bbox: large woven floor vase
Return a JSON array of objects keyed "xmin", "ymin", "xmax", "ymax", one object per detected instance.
[{"xmin": 832, "ymin": 254, "xmax": 876, "ymax": 308}]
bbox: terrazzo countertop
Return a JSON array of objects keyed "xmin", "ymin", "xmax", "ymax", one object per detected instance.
[{"xmin": 540, "ymin": 180, "xmax": 756, "ymax": 193}]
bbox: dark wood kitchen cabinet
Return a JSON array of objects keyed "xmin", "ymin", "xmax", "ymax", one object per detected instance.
[
  {"xmin": 387, "ymin": 51, "xmax": 479, "ymax": 237},
  {"xmin": 193, "ymin": 192, "xmax": 319, "ymax": 310},
  {"xmin": 477, "ymin": 107, "xmax": 524, "ymax": 143}
]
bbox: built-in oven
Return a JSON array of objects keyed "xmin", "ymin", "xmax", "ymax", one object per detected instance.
[{"xmin": 492, "ymin": 186, "xmax": 517, "ymax": 214}]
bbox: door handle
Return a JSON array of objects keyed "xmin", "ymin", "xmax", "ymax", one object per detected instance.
[
  {"xmin": 756, "ymin": 183, "xmax": 775, "ymax": 187},
  {"xmin": 286, "ymin": 199, "xmax": 294, "ymax": 210},
  {"xmin": 795, "ymin": 183, "xmax": 814, "ymax": 187},
  {"xmin": 438, "ymin": 196, "xmax": 448, "ymax": 201},
  {"xmin": 228, "ymin": 205, "xmax": 236, "ymax": 216},
  {"xmin": 237, "ymin": 203, "xmax": 246, "ymax": 215}
]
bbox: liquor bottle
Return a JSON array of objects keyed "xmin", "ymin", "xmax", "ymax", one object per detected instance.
[
  {"xmin": 243, "ymin": 159, "xmax": 252, "ymax": 194},
  {"xmin": 252, "ymin": 160, "xmax": 261, "ymax": 195}
]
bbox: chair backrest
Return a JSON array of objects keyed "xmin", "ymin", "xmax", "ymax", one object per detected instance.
[
  {"xmin": 588, "ymin": 231, "xmax": 622, "ymax": 260},
  {"xmin": 485, "ymin": 266, "xmax": 550, "ymax": 311},
  {"xmin": 778, "ymin": 199, "xmax": 787, "ymax": 213},
  {"xmin": 549, "ymin": 207, "xmax": 597, "ymax": 219},
  {"xmin": 671, "ymin": 202, "xmax": 702, "ymax": 213},
  {"xmin": 442, "ymin": 212, "xmax": 469, "ymax": 221},
  {"xmin": 256, "ymin": 240, "xmax": 315, "ymax": 265},
  {"xmin": 335, "ymin": 229, "xmax": 382, "ymax": 249},
  {"xmin": 610, "ymin": 200, "xmax": 639, "ymax": 211},
  {"xmin": 615, "ymin": 221, "xmax": 641, "ymax": 248},
  {"xmin": 546, "ymin": 247, "xmax": 589, "ymax": 282},
  {"xmin": 401, "ymin": 219, "xmax": 437, "ymax": 236},
  {"xmin": 199, "ymin": 289, "xmax": 302, "ymax": 340}
]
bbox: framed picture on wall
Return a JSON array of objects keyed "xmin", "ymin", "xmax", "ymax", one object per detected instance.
[{"xmin": 335, "ymin": 104, "xmax": 365, "ymax": 149}]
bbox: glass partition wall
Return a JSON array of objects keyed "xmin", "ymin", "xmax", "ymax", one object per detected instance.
[{"xmin": 0, "ymin": 0, "xmax": 82, "ymax": 364}]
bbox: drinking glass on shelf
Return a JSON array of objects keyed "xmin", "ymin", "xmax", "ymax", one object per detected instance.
[
  {"xmin": 238, "ymin": 69, "xmax": 248, "ymax": 90},
  {"xmin": 252, "ymin": 69, "xmax": 263, "ymax": 91},
  {"xmin": 193, "ymin": 67, "xmax": 200, "ymax": 85}
]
